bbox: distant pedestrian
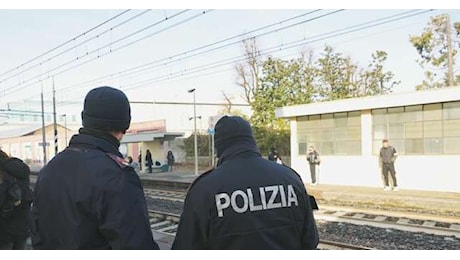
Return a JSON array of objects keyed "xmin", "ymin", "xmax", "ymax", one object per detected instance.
[
  {"xmin": 379, "ymin": 139, "xmax": 398, "ymax": 191},
  {"xmin": 268, "ymin": 147, "xmax": 280, "ymax": 162},
  {"xmin": 0, "ymin": 149, "xmax": 33, "ymax": 250},
  {"xmin": 31, "ymin": 86, "xmax": 159, "ymax": 249},
  {"xmin": 306, "ymin": 146, "xmax": 320, "ymax": 185},
  {"xmin": 167, "ymin": 151, "xmax": 175, "ymax": 172},
  {"xmin": 127, "ymin": 156, "xmax": 134, "ymax": 165},
  {"xmin": 145, "ymin": 149, "xmax": 153, "ymax": 173},
  {"xmin": 138, "ymin": 151, "xmax": 142, "ymax": 171},
  {"xmin": 172, "ymin": 116, "xmax": 319, "ymax": 250}
]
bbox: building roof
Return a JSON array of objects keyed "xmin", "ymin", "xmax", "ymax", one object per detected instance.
[
  {"xmin": 121, "ymin": 131, "xmax": 184, "ymax": 143},
  {"xmin": 275, "ymin": 86, "xmax": 460, "ymax": 118},
  {"xmin": 0, "ymin": 124, "xmax": 67, "ymax": 139}
]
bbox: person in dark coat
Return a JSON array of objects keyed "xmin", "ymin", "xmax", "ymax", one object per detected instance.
[
  {"xmin": 166, "ymin": 151, "xmax": 175, "ymax": 172},
  {"xmin": 31, "ymin": 86, "xmax": 159, "ymax": 250},
  {"xmin": 145, "ymin": 149, "xmax": 153, "ymax": 173},
  {"xmin": 172, "ymin": 116, "xmax": 319, "ymax": 250},
  {"xmin": 138, "ymin": 151, "xmax": 142, "ymax": 171},
  {"xmin": 306, "ymin": 146, "xmax": 320, "ymax": 185},
  {"xmin": 379, "ymin": 139, "xmax": 398, "ymax": 191},
  {"xmin": 267, "ymin": 147, "xmax": 279, "ymax": 162},
  {"xmin": 0, "ymin": 150, "xmax": 32, "ymax": 250}
]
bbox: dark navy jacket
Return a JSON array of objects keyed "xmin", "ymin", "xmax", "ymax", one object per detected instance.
[
  {"xmin": 31, "ymin": 134, "xmax": 159, "ymax": 249},
  {"xmin": 172, "ymin": 144, "xmax": 319, "ymax": 250},
  {"xmin": 0, "ymin": 158, "xmax": 32, "ymax": 245}
]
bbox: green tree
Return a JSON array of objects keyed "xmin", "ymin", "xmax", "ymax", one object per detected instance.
[
  {"xmin": 180, "ymin": 132, "xmax": 211, "ymax": 156},
  {"xmin": 251, "ymin": 56, "xmax": 318, "ymax": 155},
  {"xmin": 316, "ymin": 45, "xmax": 398, "ymax": 99},
  {"xmin": 358, "ymin": 50, "xmax": 400, "ymax": 96},
  {"xmin": 235, "ymin": 43, "xmax": 398, "ymax": 156},
  {"xmin": 409, "ymin": 14, "xmax": 460, "ymax": 89},
  {"xmin": 316, "ymin": 45, "xmax": 358, "ymax": 100}
]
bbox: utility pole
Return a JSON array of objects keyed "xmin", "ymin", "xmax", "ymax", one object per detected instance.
[
  {"xmin": 52, "ymin": 77, "xmax": 58, "ymax": 155},
  {"xmin": 446, "ymin": 14, "xmax": 454, "ymax": 87},
  {"xmin": 63, "ymin": 114, "xmax": 68, "ymax": 147},
  {"xmin": 188, "ymin": 88, "xmax": 198, "ymax": 176},
  {"xmin": 40, "ymin": 81, "xmax": 47, "ymax": 166}
]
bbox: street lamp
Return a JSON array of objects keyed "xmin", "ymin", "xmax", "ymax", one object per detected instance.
[{"xmin": 188, "ymin": 88, "xmax": 198, "ymax": 176}]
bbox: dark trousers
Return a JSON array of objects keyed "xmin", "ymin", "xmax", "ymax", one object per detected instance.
[
  {"xmin": 309, "ymin": 164, "xmax": 317, "ymax": 184},
  {"xmin": 382, "ymin": 163, "xmax": 397, "ymax": 187},
  {"xmin": 148, "ymin": 165, "xmax": 152, "ymax": 173},
  {"xmin": 0, "ymin": 238, "xmax": 27, "ymax": 250}
]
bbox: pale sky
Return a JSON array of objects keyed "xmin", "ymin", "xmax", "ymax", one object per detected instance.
[{"xmin": 0, "ymin": 5, "xmax": 459, "ymax": 133}]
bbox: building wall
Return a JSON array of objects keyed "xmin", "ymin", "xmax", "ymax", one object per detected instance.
[
  {"xmin": 291, "ymin": 154, "xmax": 460, "ymax": 192},
  {"xmin": 290, "ymin": 101, "xmax": 460, "ymax": 193},
  {"xmin": 139, "ymin": 140, "xmax": 165, "ymax": 166},
  {"xmin": 0, "ymin": 125, "xmax": 72, "ymax": 165}
]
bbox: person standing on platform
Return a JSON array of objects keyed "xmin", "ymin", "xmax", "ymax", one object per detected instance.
[
  {"xmin": 31, "ymin": 86, "xmax": 159, "ymax": 250},
  {"xmin": 145, "ymin": 149, "xmax": 153, "ymax": 173},
  {"xmin": 306, "ymin": 146, "xmax": 320, "ymax": 185},
  {"xmin": 138, "ymin": 151, "xmax": 142, "ymax": 171},
  {"xmin": 167, "ymin": 151, "xmax": 175, "ymax": 172},
  {"xmin": 379, "ymin": 139, "xmax": 398, "ymax": 191},
  {"xmin": 268, "ymin": 147, "xmax": 279, "ymax": 162},
  {"xmin": 172, "ymin": 116, "xmax": 319, "ymax": 250}
]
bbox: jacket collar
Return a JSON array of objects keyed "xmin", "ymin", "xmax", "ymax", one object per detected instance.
[{"xmin": 68, "ymin": 134, "xmax": 122, "ymax": 156}]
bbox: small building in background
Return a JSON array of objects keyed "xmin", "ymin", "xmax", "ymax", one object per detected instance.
[
  {"xmin": 121, "ymin": 120, "xmax": 184, "ymax": 171},
  {"xmin": 275, "ymin": 86, "xmax": 460, "ymax": 192},
  {"xmin": 0, "ymin": 120, "xmax": 184, "ymax": 172},
  {"xmin": 0, "ymin": 123, "xmax": 72, "ymax": 166}
]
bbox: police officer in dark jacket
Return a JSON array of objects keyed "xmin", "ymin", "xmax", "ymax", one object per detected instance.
[
  {"xmin": 31, "ymin": 86, "xmax": 159, "ymax": 250},
  {"xmin": 0, "ymin": 150, "xmax": 32, "ymax": 250},
  {"xmin": 172, "ymin": 116, "xmax": 319, "ymax": 250}
]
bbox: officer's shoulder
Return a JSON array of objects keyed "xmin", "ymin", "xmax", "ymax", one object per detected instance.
[
  {"xmin": 280, "ymin": 164, "xmax": 304, "ymax": 183},
  {"xmin": 105, "ymin": 153, "xmax": 133, "ymax": 171},
  {"xmin": 187, "ymin": 168, "xmax": 215, "ymax": 192}
]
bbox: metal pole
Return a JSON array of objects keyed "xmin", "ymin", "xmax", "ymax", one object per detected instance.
[
  {"xmin": 211, "ymin": 132, "xmax": 215, "ymax": 167},
  {"xmin": 63, "ymin": 114, "xmax": 68, "ymax": 147},
  {"xmin": 40, "ymin": 82, "xmax": 47, "ymax": 166},
  {"xmin": 52, "ymin": 77, "xmax": 58, "ymax": 155},
  {"xmin": 193, "ymin": 91, "xmax": 198, "ymax": 176}
]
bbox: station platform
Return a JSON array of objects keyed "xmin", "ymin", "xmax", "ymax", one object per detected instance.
[
  {"xmin": 139, "ymin": 170, "xmax": 199, "ymax": 183},
  {"xmin": 139, "ymin": 171, "xmax": 460, "ymax": 219}
]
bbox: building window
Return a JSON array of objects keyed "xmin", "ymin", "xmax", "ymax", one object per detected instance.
[
  {"xmin": 297, "ymin": 111, "xmax": 361, "ymax": 156},
  {"xmin": 372, "ymin": 101, "xmax": 460, "ymax": 155}
]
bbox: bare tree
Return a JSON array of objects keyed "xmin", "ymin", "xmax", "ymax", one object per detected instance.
[
  {"xmin": 235, "ymin": 38, "xmax": 262, "ymax": 105},
  {"xmin": 221, "ymin": 91, "xmax": 233, "ymax": 114}
]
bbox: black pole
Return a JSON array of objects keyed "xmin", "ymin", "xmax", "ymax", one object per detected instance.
[
  {"xmin": 40, "ymin": 82, "xmax": 47, "ymax": 166},
  {"xmin": 53, "ymin": 77, "xmax": 58, "ymax": 156}
]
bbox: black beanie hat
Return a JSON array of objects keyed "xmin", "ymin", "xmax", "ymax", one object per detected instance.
[
  {"xmin": 81, "ymin": 86, "xmax": 131, "ymax": 131},
  {"xmin": 214, "ymin": 116, "xmax": 257, "ymax": 157}
]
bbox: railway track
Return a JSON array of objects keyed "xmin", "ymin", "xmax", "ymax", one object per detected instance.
[
  {"xmin": 148, "ymin": 210, "xmax": 373, "ymax": 250},
  {"xmin": 144, "ymin": 187, "xmax": 460, "ymax": 239},
  {"xmin": 30, "ymin": 175, "xmax": 459, "ymax": 247}
]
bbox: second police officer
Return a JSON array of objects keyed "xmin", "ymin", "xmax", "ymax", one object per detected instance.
[
  {"xmin": 31, "ymin": 86, "xmax": 159, "ymax": 249},
  {"xmin": 172, "ymin": 115, "xmax": 319, "ymax": 249}
]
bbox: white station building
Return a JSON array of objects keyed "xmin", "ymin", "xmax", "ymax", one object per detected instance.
[{"xmin": 275, "ymin": 86, "xmax": 460, "ymax": 192}]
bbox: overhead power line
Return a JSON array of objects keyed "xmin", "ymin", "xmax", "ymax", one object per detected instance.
[
  {"xmin": 0, "ymin": 9, "xmax": 151, "ymax": 85},
  {"xmin": 50, "ymin": 9, "xmax": 340, "ymax": 94},
  {"xmin": 2, "ymin": 9, "xmax": 213, "ymax": 98},
  {"xmin": 54, "ymin": 9, "xmax": 427, "ymax": 96},
  {"xmin": 0, "ymin": 9, "xmax": 131, "ymax": 79},
  {"xmin": 53, "ymin": 9, "xmax": 434, "ymax": 108},
  {"xmin": 118, "ymin": 9, "xmax": 434, "ymax": 91}
]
